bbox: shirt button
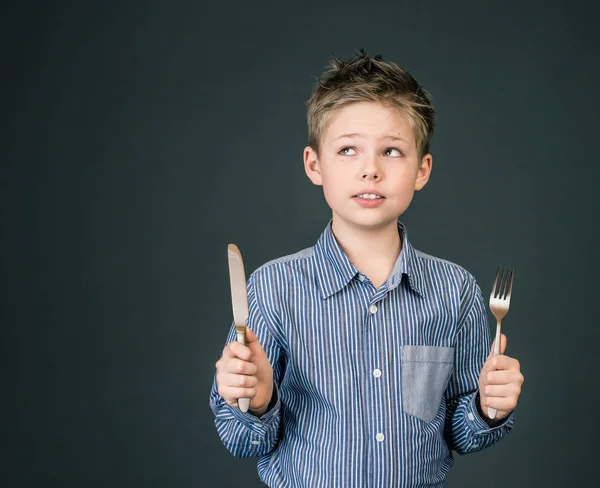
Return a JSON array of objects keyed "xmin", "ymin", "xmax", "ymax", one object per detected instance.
[
  {"xmin": 467, "ymin": 413, "xmax": 475, "ymax": 421},
  {"xmin": 250, "ymin": 440, "xmax": 260, "ymax": 445},
  {"xmin": 376, "ymin": 433, "xmax": 385, "ymax": 442},
  {"xmin": 472, "ymin": 443, "xmax": 479, "ymax": 449},
  {"xmin": 358, "ymin": 274, "xmax": 365, "ymax": 281},
  {"xmin": 369, "ymin": 305, "xmax": 378, "ymax": 314},
  {"xmin": 373, "ymin": 369, "xmax": 382, "ymax": 378}
]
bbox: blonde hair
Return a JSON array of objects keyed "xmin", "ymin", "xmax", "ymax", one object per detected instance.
[{"xmin": 306, "ymin": 49, "xmax": 435, "ymax": 158}]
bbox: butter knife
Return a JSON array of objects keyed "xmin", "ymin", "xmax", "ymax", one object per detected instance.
[{"xmin": 227, "ymin": 243, "xmax": 251, "ymax": 413}]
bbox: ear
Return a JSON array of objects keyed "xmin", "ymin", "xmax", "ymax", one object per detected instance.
[
  {"xmin": 414, "ymin": 154, "xmax": 432, "ymax": 191},
  {"xmin": 303, "ymin": 146, "xmax": 323, "ymax": 186}
]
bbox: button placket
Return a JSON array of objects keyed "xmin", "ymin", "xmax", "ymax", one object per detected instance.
[{"xmin": 365, "ymin": 298, "xmax": 387, "ymax": 451}]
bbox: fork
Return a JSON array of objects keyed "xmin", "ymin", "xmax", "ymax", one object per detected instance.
[{"xmin": 487, "ymin": 266, "xmax": 514, "ymax": 419}]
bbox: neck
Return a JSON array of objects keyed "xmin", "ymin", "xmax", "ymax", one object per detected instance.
[{"xmin": 331, "ymin": 218, "xmax": 402, "ymax": 287}]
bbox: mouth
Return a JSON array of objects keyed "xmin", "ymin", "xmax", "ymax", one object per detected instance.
[
  {"xmin": 353, "ymin": 192, "xmax": 384, "ymax": 200},
  {"xmin": 352, "ymin": 191, "xmax": 386, "ymax": 208}
]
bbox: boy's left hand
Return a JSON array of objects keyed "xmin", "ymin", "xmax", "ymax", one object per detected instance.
[{"xmin": 478, "ymin": 333, "xmax": 524, "ymax": 422}]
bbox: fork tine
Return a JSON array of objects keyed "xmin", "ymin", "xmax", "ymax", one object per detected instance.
[
  {"xmin": 493, "ymin": 266, "xmax": 514, "ymax": 300},
  {"xmin": 505, "ymin": 268, "xmax": 514, "ymax": 300},
  {"xmin": 491, "ymin": 266, "xmax": 500, "ymax": 297},
  {"xmin": 503, "ymin": 267, "xmax": 512, "ymax": 299},
  {"xmin": 499, "ymin": 267, "xmax": 509, "ymax": 299},
  {"xmin": 495, "ymin": 266, "xmax": 506, "ymax": 299}
]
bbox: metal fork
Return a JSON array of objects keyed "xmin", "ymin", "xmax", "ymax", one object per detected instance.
[{"xmin": 487, "ymin": 266, "xmax": 514, "ymax": 419}]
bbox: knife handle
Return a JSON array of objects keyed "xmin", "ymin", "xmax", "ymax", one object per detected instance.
[{"xmin": 236, "ymin": 327, "xmax": 250, "ymax": 413}]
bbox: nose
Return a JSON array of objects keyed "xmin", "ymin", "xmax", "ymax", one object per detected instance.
[
  {"xmin": 361, "ymin": 158, "xmax": 381, "ymax": 181},
  {"xmin": 361, "ymin": 171, "xmax": 380, "ymax": 181}
]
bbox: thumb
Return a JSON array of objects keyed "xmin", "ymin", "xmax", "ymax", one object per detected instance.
[
  {"xmin": 244, "ymin": 326, "xmax": 267, "ymax": 358},
  {"xmin": 481, "ymin": 334, "xmax": 508, "ymax": 375},
  {"xmin": 488, "ymin": 333, "xmax": 508, "ymax": 358}
]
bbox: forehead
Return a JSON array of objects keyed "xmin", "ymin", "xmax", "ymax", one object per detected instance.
[{"xmin": 322, "ymin": 101, "xmax": 416, "ymax": 144}]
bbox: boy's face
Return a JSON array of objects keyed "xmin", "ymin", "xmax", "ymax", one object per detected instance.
[{"xmin": 304, "ymin": 101, "xmax": 432, "ymax": 234}]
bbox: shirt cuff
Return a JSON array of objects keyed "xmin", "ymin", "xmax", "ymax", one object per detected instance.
[
  {"xmin": 465, "ymin": 392, "xmax": 515, "ymax": 434},
  {"xmin": 225, "ymin": 383, "xmax": 281, "ymax": 434}
]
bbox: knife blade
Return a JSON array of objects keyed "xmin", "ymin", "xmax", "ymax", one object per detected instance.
[{"xmin": 227, "ymin": 243, "xmax": 250, "ymax": 413}]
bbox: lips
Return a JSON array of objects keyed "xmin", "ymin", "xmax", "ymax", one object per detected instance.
[
  {"xmin": 354, "ymin": 193, "xmax": 383, "ymax": 200},
  {"xmin": 352, "ymin": 191, "xmax": 385, "ymax": 208},
  {"xmin": 353, "ymin": 190, "xmax": 384, "ymax": 200}
]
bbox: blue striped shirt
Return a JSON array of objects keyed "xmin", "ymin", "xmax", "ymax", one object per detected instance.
[{"xmin": 210, "ymin": 221, "xmax": 514, "ymax": 487}]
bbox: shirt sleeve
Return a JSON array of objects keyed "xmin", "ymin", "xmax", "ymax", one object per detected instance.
[
  {"xmin": 443, "ymin": 273, "xmax": 515, "ymax": 455},
  {"xmin": 209, "ymin": 273, "xmax": 285, "ymax": 458}
]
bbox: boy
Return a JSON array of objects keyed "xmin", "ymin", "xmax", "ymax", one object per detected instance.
[{"xmin": 210, "ymin": 50, "xmax": 524, "ymax": 487}]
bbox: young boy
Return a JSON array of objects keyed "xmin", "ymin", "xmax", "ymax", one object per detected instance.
[{"xmin": 210, "ymin": 50, "xmax": 524, "ymax": 487}]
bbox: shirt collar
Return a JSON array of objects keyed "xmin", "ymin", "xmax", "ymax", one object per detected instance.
[{"xmin": 313, "ymin": 220, "xmax": 425, "ymax": 299}]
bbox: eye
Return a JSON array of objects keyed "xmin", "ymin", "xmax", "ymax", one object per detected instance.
[
  {"xmin": 384, "ymin": 148, "xmax": 404, "ymax": 157},
  {"xmin": 339, "ymin": 147, "xmax": 357, "ymax": 156}
]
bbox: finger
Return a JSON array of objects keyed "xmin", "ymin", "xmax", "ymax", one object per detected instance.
[
  {"xmin": 217, "ymin": 386, "xmax": 257, "ymax": 403},
  {"xmin": 488, "ymin": 355, "xmax": 521, "ymax": 372},
  {"xmin": 482, "ymin": 396, "xmax": 517, "ymax": 411},
  {"xmin": 245, "ymin": 327, "xmax": 267, "ymax": 357},
  {"xmin": 223, "ymin": 340, "xmax": 253, "ymax": 361},
  {"xmin": 481, "ymin": 352, "xmax": 504, "ymax": 375},
  {"xmin": 245, "ymin": 326, "xmax": 259, "ymax": 345},
  {"xmin": 485, "ymin": 369, "xmax": 524, "ymax": 386},
  {"xmin": 482, "ymin": 337, "xmax": 506, "ymax": 374},
  {"xmin": 217, "ymin": 357, "xmax": 257, "ymax": 375},
  {"xmin": 488, "ymin": 333, "xmax": 508, "ymax": 358},
  {"xmin": 218, "ymin": 372, "xmax": 258, "ymax": 389},
  {"xmin": 483, "ymin": 383, "xmax": 522, "ymax": 398}
]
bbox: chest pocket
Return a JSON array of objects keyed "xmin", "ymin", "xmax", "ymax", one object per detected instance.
[{"xmin": 401, "ymin": 346, "xmax": 455, "ymax": 424}]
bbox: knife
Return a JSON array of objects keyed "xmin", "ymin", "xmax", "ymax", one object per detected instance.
[{"xmin": 227, "ymin": 243, "xmax": 251, "ymax": 413}]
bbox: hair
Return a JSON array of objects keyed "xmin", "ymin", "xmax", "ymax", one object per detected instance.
[{"xmin": 306, "ymin": 49, "xmax": 435, "ymax": 159}]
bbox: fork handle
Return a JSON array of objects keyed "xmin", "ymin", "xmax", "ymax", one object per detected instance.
[{"xmin": 487, "ymin": 321, "xmax": 502, "ymax": 419}]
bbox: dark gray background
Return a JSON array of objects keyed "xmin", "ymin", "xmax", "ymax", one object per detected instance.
[{"xmin": 2, "ymin": 0, "xmax": 598, "ymax": 486}]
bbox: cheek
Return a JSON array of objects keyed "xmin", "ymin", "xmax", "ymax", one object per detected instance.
[
  {"xmin": 322, "ymin": 184, "xmax": 340, "ymax": 204},
  {"xmin": 321, "ymin": 175, "xmax": 348, "ymax": 204},
  {"xmin": 390, "ymin": 185, "xmax": 417, "ymax": 208}
]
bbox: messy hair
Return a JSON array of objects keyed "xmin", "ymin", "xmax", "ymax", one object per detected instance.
[{"xmin": 306, "ymin": 49, "xmax": 435, "ymax": 159}]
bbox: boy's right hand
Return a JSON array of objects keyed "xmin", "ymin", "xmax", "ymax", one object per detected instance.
[{"xmin": 215, "ymin": 327, "xmax": 274, "ymax": 417}]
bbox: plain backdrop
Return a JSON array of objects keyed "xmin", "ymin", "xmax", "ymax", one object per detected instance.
[{"xmin": 2, "ymin": 0, "xmax": 599, "ymax": 486}]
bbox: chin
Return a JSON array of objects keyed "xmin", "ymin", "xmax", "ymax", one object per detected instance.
[{"xmin": 346, "ymin": 217, "xmax": 399, "ymax": 230}]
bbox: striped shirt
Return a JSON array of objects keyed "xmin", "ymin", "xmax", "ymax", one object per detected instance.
[{"xmin": 210, "ymin": 221, "xmax": 514, "ymax": 487}]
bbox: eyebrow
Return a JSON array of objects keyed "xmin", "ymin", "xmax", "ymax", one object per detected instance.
[{"xmin": 334, "ymin": 133, "xmax": 408, "ymax": 143}]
